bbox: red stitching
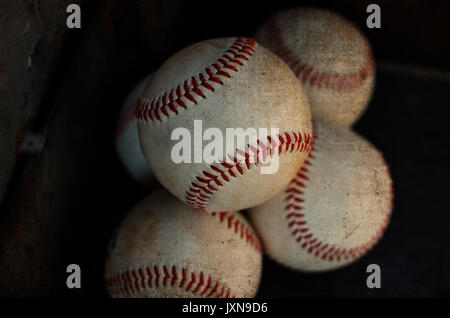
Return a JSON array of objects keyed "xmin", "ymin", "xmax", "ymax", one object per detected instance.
[
  {"xmin": 210, "ymin": 211, "xmax": 262, "ymax": 254},
  {"xmin": 106, "ymin": 265, "xmax": 234, "ymax": 298},
  {"xmin": 106, "ymin": 211, "xmax": 261, "ymax": 297},
  {"xmin": 264, "ymin": 15, "xmax": 374, "ymax": 91},
  {"xmin": 135, "ymin": 37, "xmax": 256, "ymax": 123},
  {"xmin": 186, "ymin": 131, "xmax": 313, "ymax": 213},
  {"xmin": 284, "ymin": 130, "xmax": 393, "ymax": 261}
]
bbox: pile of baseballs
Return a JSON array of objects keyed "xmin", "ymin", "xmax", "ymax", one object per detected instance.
[{"xmin": 108, "ymin": 7, "xmax": 393, "ymax": 298}]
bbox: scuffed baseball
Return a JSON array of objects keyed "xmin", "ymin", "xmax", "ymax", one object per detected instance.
[
  {"xmin": 248, "ymin": 123, "xmax": 393, "ymax": 272},
  {"xmin": 137, "ymin": 37, "xmax": 313, "ymax": 213},
  {"xmin": 256, "ymin": 8, "xmax": 375, "ymax": 127},
  {"xmin": 105, "ymin": 190, "xmax": 262, "ymax": 298},
  {"xmin": 115, "ymin": 73, "xmax": 155, "ymax": 187}
]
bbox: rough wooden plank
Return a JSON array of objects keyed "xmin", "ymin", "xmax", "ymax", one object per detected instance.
[
  {"xmin": 0, "ymin": 0, "xmax": 182, "ymax": 297},
  {"xmin": 0, "ymin": 0, "xmax": 75, "ymax": 204}
]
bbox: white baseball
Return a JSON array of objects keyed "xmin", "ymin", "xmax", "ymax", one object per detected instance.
[
  {"xmin": 105, "ymin": 190, "xmax": 262, "ymax": 298},
  {"xmin": 115, "ymin": 73, "xmax": 155, "ymax": 187},
  {"xmin": 256, "ymin": 7, "xmax": 375, "ymax": 127},
  {"xmin": 137, "ymin": 37, "xmax": 313, "ymax": 213},
  {"xmin": 248, "ymin": 123, "xmax": 393, "ymax": 272}
]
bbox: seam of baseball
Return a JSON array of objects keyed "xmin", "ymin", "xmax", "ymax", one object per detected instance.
[
  {"xmin": 186, "ymin": 130, "xmax": 313, "ymax": 212},
  {"xmin": 284, "ymin": 129, "xmax": 393, "ymax": 262},
  {"xmin": 105, "ymin": 212, "xmax": 261, "ymax": 297},
  {"xmin": 106, "ymin": 265, "xmax": 235, "ymax": 298},
  {"xmin": 211, "ymin": 211, "xmax": 262, "ymax": 254},
  {"xmin": 135, "ymin": 37, "xmax": 256, "ymax": 124},
  {"xmin": 265, "ymin": 16, "xmax": 374, "ymax": 91}
]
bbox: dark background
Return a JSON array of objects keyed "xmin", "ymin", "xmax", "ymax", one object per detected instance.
[{"xmin": 0, "ymin": 0, "xmax": 449, "ymax": 297}]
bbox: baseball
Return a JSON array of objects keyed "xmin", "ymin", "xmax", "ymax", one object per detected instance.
[
  {"xmin": 115, "ymin": 73, "xmax": 155, "ymax": 187},
  {"xmin": 255, "ymin": 8, "xmax": 375, "ymax": 127},
  {"xmin": 248, "ymin": 123, "xmax": 393, "ymax": 272},
  {"xmin": 136, "ymin": 37, "xmax": 312, "ymax": 213},
  {"xmin": 105, "ymin": 190, "xmax": 262, "ymax": 298}
]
